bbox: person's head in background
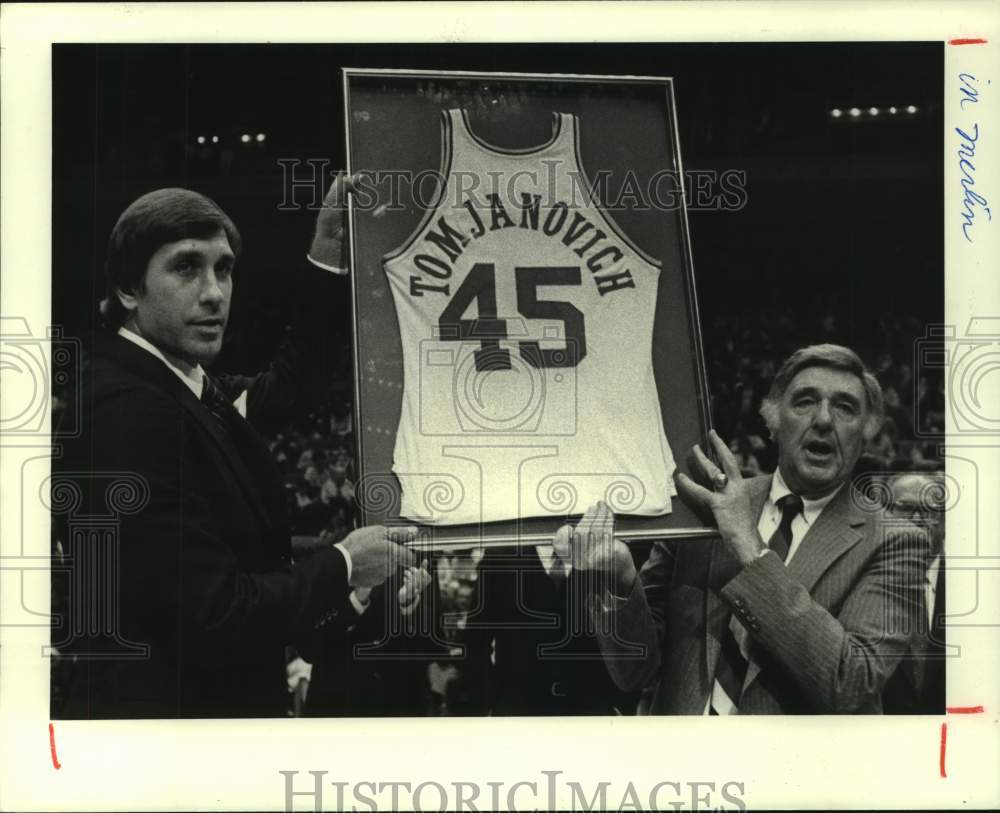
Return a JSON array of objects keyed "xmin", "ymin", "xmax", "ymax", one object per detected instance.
[{"xmin": 888, "ymin": 472, "xmax": 946, "ymax": 557}]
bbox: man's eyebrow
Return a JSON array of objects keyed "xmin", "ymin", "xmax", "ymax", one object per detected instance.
[
  {"xmin": 787, "ymin": 385, "xmax": 862, "ymax": 405},
  {"xmin": 168, "ymin": 248, "xmax": 236, "ymax": 263},
  {"xmin": 169, "ymin": 248, "xmax": 206, "ymax": 261},
  {"xmin": 833, "ymin": 391, "xmax": 863, "ymax": 406},
  {"xmin": 787, "ymin": 385, "xmax": 819, "ymax": 398}
]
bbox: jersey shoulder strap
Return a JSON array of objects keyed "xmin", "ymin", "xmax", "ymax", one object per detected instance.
[{"xmin": 383, "ymin": 109, "xmax": 456, "ymax": 264}]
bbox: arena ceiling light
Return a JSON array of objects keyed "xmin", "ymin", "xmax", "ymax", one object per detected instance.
[{"xmin": 829, "ymin": 104, "xmax": 921, "ymax": 121}]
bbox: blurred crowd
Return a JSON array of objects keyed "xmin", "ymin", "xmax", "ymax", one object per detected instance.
[
  {"xmin": 705, "ymin": 306, "xmax": 945, "ymax": 478},
  {"xmin": 267, "ymin": 396, "xmax": 357, "ymax": 544}
]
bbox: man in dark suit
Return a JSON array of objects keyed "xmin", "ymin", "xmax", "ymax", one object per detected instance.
[
  {"xmin": 460, "ymin": 545, "xmax": 633, "ymax": 716},
  {"xmin": 52, "ymin": 185, "xmax": 418, "ymax": 718},
  {"xmin": 882, "ymin": 471, "xmax": 946, "ymax": 714},
  {"xmin": 555, "ymin": 344, "xmax": 930, "ymax": 714},
  {"xmin": 300, "ymin": 560, "xmax": 444, "ymax": 717}
]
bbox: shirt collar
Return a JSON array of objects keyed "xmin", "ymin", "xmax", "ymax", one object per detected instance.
[
  {"xmin": 769, "ymin": 468, "xmax": 844, "ymax": 527},
  {"xmin": 117, "ymin": 326, "xmax": 205, "ymax": 399}
]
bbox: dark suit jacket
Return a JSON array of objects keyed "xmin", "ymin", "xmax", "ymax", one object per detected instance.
[
  {"xmin": 462, "ymin": 546, "xmax": 632, "ymax": 715},
  {"xmin": 592, "ymin": 474, "xmax": 931, "ymax": 714},
  {"xmin": 883, "ymin": 555, "xmax": 946, "ymax": 714},
  {"xmin": 52, "ymin": 331, "xmax": 350, "ymax": 718},
  {"xmin": 301, "ymin": 553, "xmax": 449, "ymax": 717}
]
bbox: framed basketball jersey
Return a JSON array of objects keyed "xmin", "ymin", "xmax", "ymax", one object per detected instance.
[{"xmin": 344, "ymin": 68, "xmax": 714, "ymax": 548}]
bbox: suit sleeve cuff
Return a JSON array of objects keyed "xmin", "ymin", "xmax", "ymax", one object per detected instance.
[
  {"xmin": 306, "ymin": 253, "xmax": 348, "ymax": 275},
  {"xmin": 333, "ymin": 542, "xmax": 352, "ymax": 583},
  {"xmin": 720, "ymin": 550, "xmax": 789, "ymax": 636}
]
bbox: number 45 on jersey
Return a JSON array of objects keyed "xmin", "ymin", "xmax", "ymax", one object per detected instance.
[{"xmin": 439, "ymin": 262, "xmax": 587, "ymax": 372}]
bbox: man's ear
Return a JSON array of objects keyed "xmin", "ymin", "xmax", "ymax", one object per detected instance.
[
  {"xmin": 863, "ymin": 413, "xmax": 883, "ymax": 442},
  {"xmin": 114, "ymin": 284, "xmax": 138, "ymax": 313}
]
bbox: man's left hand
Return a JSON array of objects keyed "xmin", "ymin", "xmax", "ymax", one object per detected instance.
[{"xmin": 676, "ymin": 429, "xmax": 765, "ymax": 566}]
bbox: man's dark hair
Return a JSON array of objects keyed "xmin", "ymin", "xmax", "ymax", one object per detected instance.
[{"xmin": 100, "ymin": 188, "xmax": 242, "ymax": 330}]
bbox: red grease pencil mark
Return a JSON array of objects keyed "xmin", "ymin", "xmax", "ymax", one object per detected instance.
[
  {"xmin": 949, "ymin": 38, "xmax": 987, "ymax": 45},
  {"xmin": 940, "ymin": 706, "xmax": 984, "ymax": 777},
  {"xmin": 49, "ymin": 722, "xmax": 61, "ymax": 769}
]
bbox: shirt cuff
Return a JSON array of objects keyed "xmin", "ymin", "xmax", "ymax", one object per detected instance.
[
  {"xmin": 306, "ymin": 253, "xmax": 348, "ymax": 275},
  {"xmin": 349, "ymin": 590, "xmax": 371, "ymax": 616},
  {"xmin": 333, "ymin": 542, "xmax": 352, "ymax": 583}
]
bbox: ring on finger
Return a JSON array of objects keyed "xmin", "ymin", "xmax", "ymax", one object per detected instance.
[{"xmin": 712, "ymin": 471, "xmax": 729, "ymax": 490}]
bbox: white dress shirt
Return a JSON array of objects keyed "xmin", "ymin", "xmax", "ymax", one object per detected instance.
[
  {"xmin": 756, "ymin": 468, "xmax": 843, "ymax": 566},
  {"xmin": 118, "ymin": 326, "xmax": 205, "ymax": 398},
  {"xmin": 306, "ymin": 254, "xmax": 349, "ymax": 276},
  {"xmin": 925, "ymin": 554, "xmax": 941, "ymax": 627}
]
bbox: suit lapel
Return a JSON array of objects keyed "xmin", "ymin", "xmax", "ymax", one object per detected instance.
[
  {"xmin": 175, "ymin": 388, "xmax": 274, "ymax": 529},
  {"xmin": 742, "ymin": 480, "xmax": 865, "ymax": 692},
  {"xmin": 103, "ymin": 334, "xmax": 273, "ymax": 530},
  {"xmin": 784, "ymin": 483, "xmax": 865, "ymax": 592}
]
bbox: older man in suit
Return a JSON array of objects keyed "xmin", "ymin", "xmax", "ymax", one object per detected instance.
[
  {"xmin": 53, "ymin": 184, "xmax": 419, "ymax": 718},
  {"xmin": 555, "ymin": 344, "xmax": 930, "ymax": 714},
  {"xmin": 882, "ymin": 471, "xmax": 947, "ymax": 714}
]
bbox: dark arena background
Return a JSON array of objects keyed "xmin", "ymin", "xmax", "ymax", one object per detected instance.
[{"xmin": 52, "ymin": 42, "xmax": 944, "ymax": 715}]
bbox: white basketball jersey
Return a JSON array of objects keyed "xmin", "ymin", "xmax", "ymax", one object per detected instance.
[{"xmin": 382, "ymin": 109, "xmax": 676, "ymax": 525}]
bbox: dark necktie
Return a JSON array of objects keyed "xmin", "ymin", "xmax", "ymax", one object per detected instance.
[
  {"xmin": 199, "ymin": 375, "xmax": 289, "ymax": 538},
  {"xmin": 768, "ymin": 494, "xmax": 804, "ymax": 563},
  {"xmin": 711, "ymin": 492, "xmax": 804, "ymax": 713},
  {"xmin": 201, "ymin": 374, "xmax": 235, "ymax": 432}
]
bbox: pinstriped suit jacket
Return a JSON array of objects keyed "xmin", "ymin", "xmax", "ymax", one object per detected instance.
[{"xmin": 592, "ymin": 474, "xmax": 931, "ymax": 714}]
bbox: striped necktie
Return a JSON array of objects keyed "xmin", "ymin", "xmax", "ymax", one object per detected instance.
[{"xmin": 710, "ymin": 493, "xmax": 803, "ymax": 714}]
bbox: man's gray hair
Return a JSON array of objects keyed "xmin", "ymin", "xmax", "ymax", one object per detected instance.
[{"xmin": 759, "ymin": 344, "xmax": 885, "ymax": 439}]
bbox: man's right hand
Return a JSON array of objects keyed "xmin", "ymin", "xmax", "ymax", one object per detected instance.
[
  {"xmin": 308, "ymin": 171, "xmax": 357, "ymax": 272},
  {"xmin": 340, "ymin": 525, "xmax": 417, "ymax": 588},
  {"xmin": 552, "ymin": 501, "xmax": 636, "ymax": 597}
]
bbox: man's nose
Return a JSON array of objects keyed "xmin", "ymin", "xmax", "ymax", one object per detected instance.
[
  {"xmin": 200, "ymin": 271, "xmax": 226, "ymax": 305},
  {"xmin": 812, "ymin": 399, "xmax": 833, "ymax": 428}
]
